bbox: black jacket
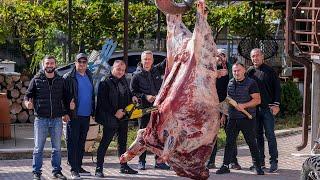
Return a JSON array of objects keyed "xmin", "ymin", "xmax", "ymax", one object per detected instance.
[
  {"xmin": 130, "ymin": 60, "xmax": 166, "ymax": 107},
  {"xmin": 95, "ymin": 74, "xmax": 133, "ymax": 128},
  {"xmin": 24, "ymin": 70, "xmax": 66, "ymax": 118},
  {"xmin": 63, "ymin": 67, "xmax": 95, "ymax": 118},
  {"xmin": 247, "ymin": 63, "xmax": 281, "ymax": 108}
]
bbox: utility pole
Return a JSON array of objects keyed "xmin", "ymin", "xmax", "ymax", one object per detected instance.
[{"xmin": 68, "ymin": 0, "xmax": 72, "ymax": 63}]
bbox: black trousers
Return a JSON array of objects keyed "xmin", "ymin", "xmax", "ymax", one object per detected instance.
[
  {"xmin": 96, "ymin": 122, "xmax": 128, "ymax": 169},
  {"xmin": 67, "ymin": 116, "xmax": 90, "ymax": 172},
  {"xmin": 138, "ymin": 114, "xmax": 158, "ymax": 163},
  {"xmin": 208, "ymin": 118, "xmax": 238, "ymax": 165},
  {"xmin": 222, "ymin": 117, "xmax": 261, "ymax": 167}
]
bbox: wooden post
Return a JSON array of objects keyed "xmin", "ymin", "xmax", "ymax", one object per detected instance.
[{"xmin": 311, "ymin": 56, "xmax": 320, "ymax": 150}]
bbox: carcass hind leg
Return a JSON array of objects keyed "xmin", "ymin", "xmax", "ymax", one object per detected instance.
[{"xmin": 120, "ymin": 129, "xmax": 147, "ymax": 163}]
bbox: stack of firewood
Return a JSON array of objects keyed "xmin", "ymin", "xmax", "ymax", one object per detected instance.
[{"xmin": 0, "ymin": 72, "xmax": 35, "ymax": 123}]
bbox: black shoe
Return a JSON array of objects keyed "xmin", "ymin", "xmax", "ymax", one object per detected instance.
[
  {"xmin": 216, "ymin": 165, "xmax": 230, "ymax": 174},
  {"xmin": 70, "ymin": 171, "xmax": 81, "ymax": 179},
  {"xmin": 255, "ymin": 167, "xmax": 265, "ymax": 175},
  {"xmin": 138, "ymin": 161, "xmax": 146, "ymax": 170},
  {"xmin": 95, "ymin": 169, "xmax": 104, "ymax": 178},
  {"xmin": 230, "ymin": 163, "xmax": 242, "ymax": 170},
  {"xmin": 250, "ymin": 161, "xmax": 265, "ymax": 170},
  {"xmin": 52, "ymin": 172, "xmax": 67, "ymax": 180},
  {"xmin": 206, "ymin": 162, "xmax": 216, "ymax": 169},
  {"xmin": 269, "ymin": 162, "xmax": 278, "ymax": 173},
  {"xmin": 120, "ymin": 165, "xmax": 138, "ymax": 174},
  {"xmin": 33, "ymin": 172, "xmax": 41, "ymax": 180},
  {"xmin": 79, "ymin": 167, "xmax": 91, "ymax": 175},
  {"xmin": 154, "ymin": 163, "xmax": 170, "ymax": 170}
]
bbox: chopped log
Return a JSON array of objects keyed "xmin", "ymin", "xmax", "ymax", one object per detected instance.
[
  {"xmin": 10, "ymin": 114, "xmax": 17, "ymax": 123},
  {"xmin": 5, "ymin": 76, "xmax": 13, "ymax": 84},
  {"xmin": 17, "ymin": 111, "xmax": 29, "ymax": 123},
  {"xmin": 12, "ymin": 75, "xmax": 20, "ymax": 82},
  {"xmin": 6, "ymin": 83, "xmax": 14, "ymax": 91},
  {"xmin": 23, "ymin": 81, "xmax": 30, "ymax": 87},
  {"xmin": 29, "ymin": 115, "xmax": 36, "ymax": 123},
  {"xmin": 20, "ymin": 87, "xmax": 27, "ymax": 94},
  {"xmin": 0, "ymin": 75, "xmax": 4, "ymax": 83},
  {"xmin": 16, "ymin": 97, "xmax": 22, "ymax": 104},
  {"xmin": 10, "ymin": 89, "xmax": 20, "ymax": 98},
  {"xmin": 10, "ymin": 103, "xmax": 22, "ymax": 115},
  {"xmin": 20, "ymin": 75, "xmax": 30, "ymax": 82},
  {"xmin": 7, "ymin": 98, "xmax": 12, "ymax": 106},
  {"xmin": 28, "ymin": 110, "xmax": 34, "ymax": 115},
  {"xmin": 15, "ymin": 82, "xmax": 23, "ymax": 89}
]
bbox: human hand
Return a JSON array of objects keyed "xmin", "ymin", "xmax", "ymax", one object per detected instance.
[
  {"xmin": 70, "ymin": 98, "xmax": 75, "ymax": 110},
  {"xmin": 62, "ymin": 115, "xmax": 70, "ymax": 122},
  {"xmin": 146, "ymin": 95, "xmax": 156, "ymax": 103},
  {"xmin": 270, "ymin": 105, "xmax": 280, "ymax": 116},
  {"xmin": 25, "ymin": 98, "xmax": 33, "ymax": 109},
  {"xmin": 132, "ymin": 96, "xmax": 139, "ymax": 104},
  {"xmin": 235, "ymin": 103, "xmax": 246, "ymax": 113},
  {"xmin": 220, "ymin": 114, "xmax": 226, "ymax": 127},
  {"xmin": 115, "ymin": 109, "xmax": 125, "ymax": 119}
]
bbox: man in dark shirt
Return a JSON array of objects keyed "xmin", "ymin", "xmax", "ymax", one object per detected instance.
[
  {"xmin": 63, "ymin": 53, "xmax": 95, "ymax": 179},
  {"xmin": 247, "ymin": 48, "xmax": 281, "ymax": 173},
  {"xmin": 216, "ymin": 62, "xmax": 264, "ymax": 175},
  {"xmin": 95, "ymin": 60, "xmax": 139, "ymax": 177},
  {"xmin": 207, "ymin": 49, "xmax": 240, "ymax": 170},
  {"xmin": 130, "ymin": 50, "xmax": 169, "ymax": 170},
  {"xmin": 24, "ymin": 55, "xmax": 67, "ymax": 180}
]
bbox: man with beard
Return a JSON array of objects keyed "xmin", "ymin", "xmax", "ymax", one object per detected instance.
[
  {"xmin": 95, "ymin": 60, "xmax": 139, "ymax": 177},
  {"xmin": 24, "ymin": 55, "xmax": 67, "ymax": 180},
  {"xmin": 63, "ymin": 53, "xmax": 95, "ymax": 179}
]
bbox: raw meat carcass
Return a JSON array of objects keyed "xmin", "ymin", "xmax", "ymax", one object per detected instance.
[{"xmin": 120, "ymin": 1, "xmax": 221, "ymax": 179}]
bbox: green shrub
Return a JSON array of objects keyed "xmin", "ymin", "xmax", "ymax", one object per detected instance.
[{"xmin": 280, "ymin": 80, "xmax": 303, "ymax": 115}]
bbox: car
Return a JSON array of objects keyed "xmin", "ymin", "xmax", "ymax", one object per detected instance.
[{"xmin": 56, "ymin": 51, "xmax": 167, "ymax": 76}]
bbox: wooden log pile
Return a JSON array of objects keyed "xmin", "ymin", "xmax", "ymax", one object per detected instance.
[{"xmin": 0, "ymin": 72, "xmax": 34, "ymax": 123}]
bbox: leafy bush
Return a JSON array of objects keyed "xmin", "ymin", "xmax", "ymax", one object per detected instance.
[{"xmin": 280, "ymin": 80, "xmax": 303, "ymax": 115}]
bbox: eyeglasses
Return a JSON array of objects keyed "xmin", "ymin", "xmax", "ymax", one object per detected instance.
[{"xmin": 77, "ymin": 60, "xmax": 87, "ymax": 64}]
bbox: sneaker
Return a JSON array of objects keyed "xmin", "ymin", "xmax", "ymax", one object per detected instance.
[
  {"xmin": 138, "ymin": 161, "xmax": 146, "ymax": 170},
  {"xmin": 230, "ymin": 163, "xmax": 242, "ymax": 170},
  {"xmin": 206, "ymin": 162, "xmax": 216, "ymax": 169},
  {"xmin": 250, "ymin": 161, "xmax": 265, "ymax": 170},
  {"xmin": 269, "ymin": 162, "xmax": 278, "ymax": 173},
  {"xmin": 255, "ymin": 166, "xmax": 265, "ymax": 175},
  {"xmin": 79, "ymin": 167, "xmax": 91, "ymax": 175},
  {"xmin": 52, "ymin": 172, "xmax": 67, "ymax": 180},
  {"xmin": 33, "ymin": 172, "xmax": 41, "ymax": 180},
  {"xmin": 95, "ymin": 169, "xmax": 104, "ymax": 178},
  {"xmin": 154, "ymin": 163, "xmax": 170, "ymax": 170},
  {"xmin": 70, "ymin": 171, "xmax": 81, "ymax": 179},
  {"xmin": 120, "ymin": 165, "xmax": 138, "ymax": 174},
  {"xmin": 216, "ymin": 165, "xmax": 230, "ymax": 174}
]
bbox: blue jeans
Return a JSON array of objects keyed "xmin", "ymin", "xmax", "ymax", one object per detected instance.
[
  {"xmin": 32, "ymin": 117, "xmax": 63, "ymax": 174},
  {"xmin": 256, "ymin": 107, "xmax": 278, "ymax": 164}
]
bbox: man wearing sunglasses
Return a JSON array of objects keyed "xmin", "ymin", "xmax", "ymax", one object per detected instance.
[{"xmin": 63, "ymin": 53, "xmax": 95, "ymax": 179}]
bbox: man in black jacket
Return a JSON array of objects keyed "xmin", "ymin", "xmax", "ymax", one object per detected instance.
[
  {"xmin": 63, "ymin": 53, "xmax": 95, "ymax": 179},
  {"xmin": 95, "ymin": 60, "xmax": 138, "ymax": 177},
  {"xmin": 130, "ymin": 50, "xmax": 169, "ymax": 170},
  {"xmin": 247, "ymin": 48, "xmax": 281, "ymax": 173},
  {"xmin": 24, "ymin": 55, "xmax": 67, "ymax": 180}
]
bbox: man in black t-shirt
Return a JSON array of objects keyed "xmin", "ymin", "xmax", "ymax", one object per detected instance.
[{"xmin": 216, "ymin": 62, "xmax": 264, "ymax": 175}]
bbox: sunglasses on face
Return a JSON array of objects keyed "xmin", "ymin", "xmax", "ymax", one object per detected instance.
[{"xmin": 77, "ymin": 60, "xmax": 87, "ymax": 64}]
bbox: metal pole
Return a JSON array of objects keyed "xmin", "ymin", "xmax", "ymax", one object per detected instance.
[
  {"xmin": 156, "ymin": 9, "xmax": 161, "ymax": 51},
  {"xmin": 124, "ymin": 0, "xmax": 129, "ymax": 66},
  {"xmin": 68, "ymin": 0, "xmax": 72, "ymax": 63}
]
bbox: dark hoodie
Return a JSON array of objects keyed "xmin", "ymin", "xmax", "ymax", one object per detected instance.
[
  {"xmin": 130, "ymin": 60, "xmax": 166, "ymax": 108},
  {"xmin": 24, "ymin": 70, "xmax": 66, "ymax": 118}
]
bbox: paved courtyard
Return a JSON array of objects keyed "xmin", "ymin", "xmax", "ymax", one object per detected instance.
[{"xmin": 0, "ymin": 133, "xmax": 311, "ymax": 180}]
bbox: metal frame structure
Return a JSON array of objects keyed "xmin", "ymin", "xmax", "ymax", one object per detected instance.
[{"xmin": 285, "ymin": 0, "xmax": 320, "ymax": 151}]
